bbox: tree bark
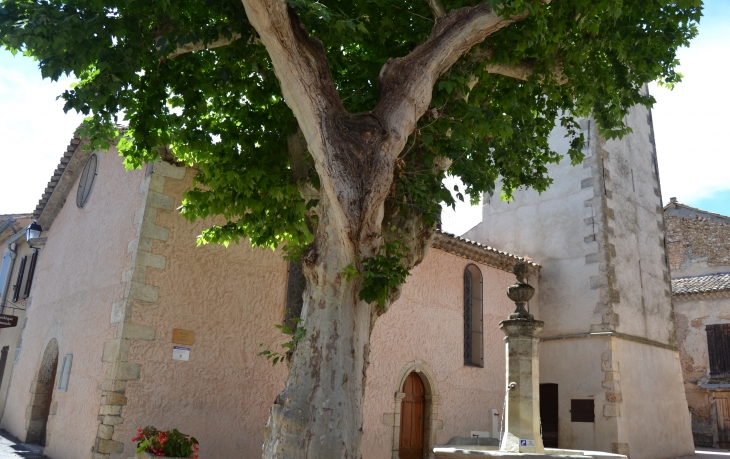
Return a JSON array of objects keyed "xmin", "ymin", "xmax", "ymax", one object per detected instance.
[
  {"xmin": 240, "ymin": 1, "xmax": 529, "ymax": 457},
  {"xmin": 263, "ymin": 199, "xmax": 372, "ymax": 458}
]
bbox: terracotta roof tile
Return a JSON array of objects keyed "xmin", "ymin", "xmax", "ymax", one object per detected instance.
[
  {"xmin": 672, "ymin": 273, "xmax": 730, "ymax": 296},
  {"xmin": 432, "ymin": 229, "xmax": 540, "ymax": 274}
]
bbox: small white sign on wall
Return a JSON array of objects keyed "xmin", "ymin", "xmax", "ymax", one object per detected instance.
[{"xmin": 172, "ymin": 346, "xmax": 190, "ymax": 361}]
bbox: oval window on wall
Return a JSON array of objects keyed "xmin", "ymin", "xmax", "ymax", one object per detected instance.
[{"xmin": 76, "ymin": 153, "xmax": 98, "ymax": 208}]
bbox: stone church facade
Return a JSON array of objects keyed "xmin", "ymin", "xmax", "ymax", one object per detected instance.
[
  {"xmin": 0, "ymin": 137, "xmax": 539, "ymax": 459},
  {"xmin": 0, "ymin": 96, "xmax": 697, "ymax": 459}
]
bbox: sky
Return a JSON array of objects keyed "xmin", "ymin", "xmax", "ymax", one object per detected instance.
[{"xmin": 0, "ymin": 2, "xmax": 728, "ymax": 237}]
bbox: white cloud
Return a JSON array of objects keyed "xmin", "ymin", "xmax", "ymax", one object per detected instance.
[
  {"xmin": 651, "ymin": 41, "xmax": 730, "ymax": 204},
  {"xmin": 0, "ymin": 53, "xmax": 84, "ymax": 215}
]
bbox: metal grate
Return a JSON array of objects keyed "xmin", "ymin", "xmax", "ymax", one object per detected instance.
[{"xmin": 76, "ymin": 153, "xmax": 98, "ymax": 208}]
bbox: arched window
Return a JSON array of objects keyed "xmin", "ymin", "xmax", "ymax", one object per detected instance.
[
  {"xmin": 464, "ymin": 264, "xmax": 483, "ymax": 367},
  {"xmin": 76, "ymin": 153, "xmax": 98, "ymax": 208}
]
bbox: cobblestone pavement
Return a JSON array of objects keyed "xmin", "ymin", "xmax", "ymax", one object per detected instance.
[{"xmin": 0, "ymin": 430, "xmax": 44, "ymax": 459}]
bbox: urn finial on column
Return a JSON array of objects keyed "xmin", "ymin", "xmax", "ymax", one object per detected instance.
[{"xmin": 506, "ymin": 261, "xmax": 535, "ymax": 320}]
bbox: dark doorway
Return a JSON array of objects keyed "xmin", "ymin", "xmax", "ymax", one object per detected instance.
[
  {"xmin": 26, "ymin": 339, "xmax": 59, "ymax": 446},
  {"xmin": 540, "ymin": 383, "xmax": 559, "ymax": 448},
  {"xmin": 399, "ymin": 372, "xmax": 425, "ymax": 459}
]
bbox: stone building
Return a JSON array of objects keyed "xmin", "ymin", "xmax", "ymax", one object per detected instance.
[
  {"xmin": 462, "ymin": 97, "xmax": 694, "ymax": 458},
  {"xmin": 0, "ymin": 135, "xmax": 540, "ymax": 459},
  {"xmin": 666, "ymin": 200, "xmax": 730, "ymax": 448},
  {"xmin": 0, "ymin": 95, "xmax": 698, "ymax": 459},
  {"xmin": 0, "ymin": 213, "xmax": 34, "ymax": 419}
]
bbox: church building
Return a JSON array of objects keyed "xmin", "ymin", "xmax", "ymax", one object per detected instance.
[{"xmin": 0, "ymin": 95, "xmax": 695, "ymax": 459}]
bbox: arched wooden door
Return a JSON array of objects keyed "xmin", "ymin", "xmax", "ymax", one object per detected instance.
[{"xmin": 399, "ymin": 372, "xmax": 425, "ymax": 459}]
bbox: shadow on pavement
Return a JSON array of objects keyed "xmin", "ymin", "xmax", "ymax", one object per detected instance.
[{"xmin": 0, "ymin": 429, "xmax": 46, "ymax": 458}]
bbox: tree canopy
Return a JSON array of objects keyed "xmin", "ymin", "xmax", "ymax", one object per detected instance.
[
  {"xmin": 0, "ymin": 0, "xmax": 701, "ymax": 255},
  {"xmin": 2, "ymin": 1, "xmax": 703, "ymax": 457}
]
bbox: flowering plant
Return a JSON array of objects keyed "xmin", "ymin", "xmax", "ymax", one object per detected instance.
[{"xmin": 133, "ymin": 426, "xmax": 199, "ymax": 458}]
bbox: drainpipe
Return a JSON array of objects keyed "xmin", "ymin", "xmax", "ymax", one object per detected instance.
[{"xmin": 1, "ymin": 222, "xmax": 26, "ymax": 314}]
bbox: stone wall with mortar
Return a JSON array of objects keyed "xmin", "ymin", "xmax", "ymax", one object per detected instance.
[
  {"xmin": 665, "ymin": 205, "xmax": 730, "ymax": 447},
  {"xmin": 666, "ymin": 215, "xmax": 730, "ymax": 277},
  {"xmin": 674, "ymin": 293, "xmax": 730, "ymax": 447},
  {"xmin": 0, "ymin": 149, "xmax": 145, "ymax": 459}
]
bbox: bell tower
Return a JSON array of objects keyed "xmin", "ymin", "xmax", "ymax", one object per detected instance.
[{"xmin": 462, "ymin": 87, "xmax": 694, "ymax": 459}]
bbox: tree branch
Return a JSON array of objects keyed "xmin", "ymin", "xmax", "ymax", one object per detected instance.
[
  {"xmin": 166, "ymin": 33, "xmax": 243, "ymax": 59},
  {"xmin": 374, "ymin": 4, "xmax": 529, "ymax": 158},
  {"xmin": 485, "ymin": 61, "xmax": 567, "ymax": 84},
  {"xmin": 426, "ymin": 0, "xmax": 446, "ymax": 18},
  {"xmin": 472, "ymin": 46, "xmax": 567, "ymax": 84}
]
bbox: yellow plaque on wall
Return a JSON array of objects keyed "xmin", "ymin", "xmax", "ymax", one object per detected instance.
[{"xmin": 172, "ymin": 329, "xmax": 195, "ymax": 345}]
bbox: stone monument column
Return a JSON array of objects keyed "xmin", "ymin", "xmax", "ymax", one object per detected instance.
[{"xmin": 499, "ymin": 262, "xmax": 545, "ymax": 454}]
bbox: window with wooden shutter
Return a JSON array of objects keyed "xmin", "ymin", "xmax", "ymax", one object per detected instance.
[
  {"xmin": 706, "ymin": 324, "xmax": 730, "ymax": 379},
  {"xmin": 571, "ymin": 399, "xmax": 595, "ymax": 422},
  {"xmin": 284, "ymin": 262, "xmax": 306, "ymax": 331},
  {"xmin": 464, "ymin": 264, "xmax": 484, "ymax": 367},
  {"xmin": 11, "ymin": 256, "xmax": 27, "ymax": 303},
  {"xmin": 22, "ymin": 250, "xmax": 39, "ymax": 299}
]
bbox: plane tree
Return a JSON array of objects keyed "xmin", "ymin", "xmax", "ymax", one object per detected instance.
[{"xmin": 0, "ymin": 0, "xmax": 699, "ymax": 457}]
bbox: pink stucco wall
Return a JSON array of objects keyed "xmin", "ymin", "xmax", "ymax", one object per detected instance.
[
  {"xmin": 362, "ymin": 249, "xmax": 517, "ymax": 457},
  {"xmin": 3, "ymin": 156, "xmax": 527, "ymax": 459},
  {"xmin": 114, "ymin": 165, "xmax": 520, "ymax": 459},
  {"xmin": 1, "ymin": 150, "xmax": 145, "ymax": 459},
  {"xmin": 115, "ymin": 170, "xmax": 291, "ymax": 458}
]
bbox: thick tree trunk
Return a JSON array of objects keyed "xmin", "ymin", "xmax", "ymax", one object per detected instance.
[
  {"xmin": 241, "ymin": 2, "xmax": 530, "ymax": 458},
  {"xmin": 263, "ymin": 201, "xmax": 373, "ymax": 459}
]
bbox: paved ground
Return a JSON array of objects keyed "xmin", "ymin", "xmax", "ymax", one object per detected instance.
[
  {"xmin": 0, "ymin": 430, "xmax": 45, "ymax": 459},
  {"xmin": 676, "ymin": 449, "xmax": 730, "ymax": 459},
  {"xmin": 0, "ymin": 429, "xmax": 726, "ymax": 459}
]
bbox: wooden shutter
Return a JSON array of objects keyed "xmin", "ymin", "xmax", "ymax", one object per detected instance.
[
  {"xmin": 0, "ymin": 347, "xmax": 8, "ymax": 391},
  {"xmin": 464, "ymin": 264, "xmax": 484, "ymax": 367},
  {"xmin": 464, "ymin": 269, "xmax": 472, "ymax": 364},
  {"xmin": 22, "ymin": 250, "xmax": 38, "ymax": 299},
  {"xmin": 0, "ymin": 252, "xmax": 12, "ymax": 302},
  {"xmin": 707, "ymin": 324, "xmax": 730, "ymax": 378},
  {"xmin": 11, "ymin": 256, "xmax": 27, "ymax": 303},
  {"xmin": 571, "ymin": 399, "xmax": 595, "ymax": 423}
]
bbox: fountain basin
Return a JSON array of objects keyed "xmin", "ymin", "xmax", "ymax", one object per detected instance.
[{"xmin": 433, "ymin": 446, "xmax": 627, "ymax": 459}]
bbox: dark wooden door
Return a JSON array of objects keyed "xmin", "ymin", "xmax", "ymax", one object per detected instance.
[
  {"xmin": 717, "ymin": 396, "xmax": 730, "ymax": 449},
  {"xmin": 540, "ymin": 383, "xmax": 559, "ymax": 448},
  {"xmin": 399, "ymin": 373, "xmax": 425, "ymax": 459}
]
